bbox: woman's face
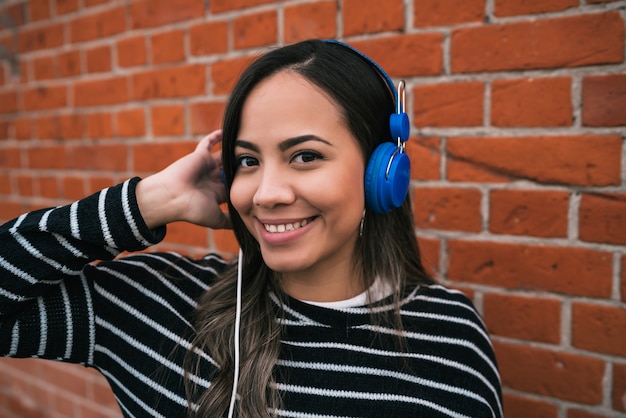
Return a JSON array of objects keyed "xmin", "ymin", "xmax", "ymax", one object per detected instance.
[{"xmin": 230, "ymin": 71, "xmax": 366, "ymax": 299}]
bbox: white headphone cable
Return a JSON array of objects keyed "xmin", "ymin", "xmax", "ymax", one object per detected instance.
[{"xmin": 227, "ymin": 248, "xmax": 243, "ymax": 418}]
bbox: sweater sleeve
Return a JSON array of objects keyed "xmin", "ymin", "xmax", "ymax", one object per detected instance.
[{"xmin": 0, "ymin": 177, "xmax": 166, "ymax": 363}]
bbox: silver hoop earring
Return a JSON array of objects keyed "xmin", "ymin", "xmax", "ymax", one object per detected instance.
[{"xmin": 359, "ymin": 209, "xmax": 366, "ymax": 238}]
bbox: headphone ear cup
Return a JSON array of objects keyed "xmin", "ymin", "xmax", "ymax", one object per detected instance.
[{"xmin": 364, "ymin": 142, "xmax": 411, "ymax": 213}]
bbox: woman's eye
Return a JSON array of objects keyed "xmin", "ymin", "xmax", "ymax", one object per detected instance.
[
  {"xmin": 237, "ymin": 155, "xmax": 258, "ymax": 168},
  {"xmin": 292, "ymin": 151, "xmax": 323, "ymax": 164}
]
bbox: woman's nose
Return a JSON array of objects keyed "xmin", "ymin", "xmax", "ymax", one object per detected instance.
[{"xmin": 252, "ymin": 167, "xmax": 296, "ymax": 208}]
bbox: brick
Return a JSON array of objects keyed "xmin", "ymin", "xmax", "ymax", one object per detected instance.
[
  {"xmin": 234, "ymin": 10, "xmax": 277, "ymax": 50},
  {"xmin": 69, "ymin": 7, "xmax": 126, "ymax": 43},
  {"xmin": 210, "ymin": 0, "xmax": 275, "ymax": 13},
  {"xmin": 579, "ymin": 193, "xmax": 626, "ymax": 245},
  {"xmin": 0, "ymin": 173, "xmax": 11, "ymax": 194},
  {"xmin": 489, "ymin": 189, "xmax": 569, "ymax": 238},
  {"xmin": 451, "ymin": 12, "xmax": 624, "ymax": 73},
  {"xmin": 90, "ymin": 374, "xmax": 119, "ymax": 408},
  {"xmin": 0, "ymin": 3, "xmax": 25, "ymax": 29},
  {"xmin": 19, "ymin": 23, "xmax": 64, "ymax": 52},
  {"xmin": 88, "ymin": 176, "xmax": 117, "ymax": 194},
  {"xmin": 211, "ymin": 55, "xmax": 257, "ymax": 95},
  {"xmin": 491, "ymin": 77, "xmax": 572, "ymax": 127},
  {"xmin": 23, "ymin": 85, "xmax": 68, "ymax": 111},
  {"xmin": 284, "ymin": 1, "xmax": 337, "ymax": 44},
  {"xmin": 567, "ymin": 410, "xmax": 613, "ymax": 418},
  {"xmin": 151, "ymin": 29, "xmax": 185, "ymax": 64},
  {"xmin": 58, "ymin": 114, "xmax": 84, "ymax": 139},
  {"xmin": 16, "ymin": 175, "xmax": 35, "ymax": 197},
  {"xmin": 343, "ymin": 0, "xmax": 404, "ymax": 36},
  {"xmin": 151, "ymin": 105, "xmax": 185, "ymax": 137},
  {"xmin": 351, "ymin": 34, "xmax": 443, "ymax": 78},
  {"xmin": 448, "ymin": 162, "xmax": 509, "ymax": 181},
  {"xmin": 117, "ymin": 35, "xmax": 147, "ymax": 68},
  {"xmin": 446, "ymin": 135, "xmax": 622, "ymax": 187},
  {"xmin": 65, "ymin": 175, "xmax": 89, "ymax": 200},
  {"xmin": 38, "ymin": 176, "xmax": 60, "ymax": 199},
  {"xmin": 29, "ymin": 0, "xmax": 51, "ymax": 21},
  {"xmin": 86, "ymin": 112, "xmax": 112, "ymax": 138},
  {"xmin": 405, "ymin": 136, "xmax": 440, "ymax": 181},
  {"xmin": 190, "ymin": 101, "xmax": 225, "ymax": 135},
  {"xmin": 73, "ymin": 76, "xmax": 128, "ymax": 107},
  {"xmin": 414, "ymin": 0, "xmax": 484, "ymax": 27},
  {"xmin": 213, "ymin": 229, "xmax": 240, "ymax": 255},
  {"xmin": 84, "ymin": 0, "xmax": 109, "ymax": 6},
  {"xmin": 133, "ymin": 64, "xmax": 206, "ymax": 99},
  {"xmin": 133, "ymin": 141, "xmax": 196, "ymax": 173},
  {"xmin": 56, "ymin": 0, "xmax": 79, "ymax": 15},
  {"xmin": 413, "ymin": 187, "xmax": 482, "ymax": 232},
  {"xmin": 59, "ymin": 50, "xmax": 81, "ymax": 77},
  {"xmin": 233, "ymin": 10, "xmax": 278, "ymax": 49},
  {"xmin": 85, "ymin": 44, "xmax": 112, "ymax": 73},
  {"xmin": 131, "ymin": 0, "xmax": 204, "ymax": 29},
  {"xmin": 623, "ymin": 256, "xmax": 626, "ymax": 304},
  {"xmin": 417, "ymin": 236, "xmax": 440, "ymax": 278},
  {"xmin": 164, "ymin": 222, "xmax": 209, "ymax": 247},
  {"xmin": 33, "ymin": 55, "xmax": 56, "ymax": 81},
  {"xmin": 18, "ymin": 60, "xmax": 30, "ymax": 84},
  {"xmin": 495, "ymin": 0, "xmax": 578, "ymax": 17},
  {"xmin": 0, "ymin": 147, "xmax": 20, "ymax": 169},
  {"xmin": 115, "ymin": 108, "xmax": 145, "ymax": 137},
  {"xmin": 447, "ymin": 240, "xmax": 612, "ymax": 297},
  {"xmin": 0, "ymin": 201, "xmax": 24, "ymax": 222},
  {"xmin": 28, "ymin": 145, "xmax": 68, "ymax": 169},
  {"xmin": 582, "ymin": 73, "xmax": 626, "ymax": 127},
  {"xmin": 413, "ymin": 81, "xmax": 484, "ymax": 127},
  {"xmin": 36, "ymin": 115, "xmax": 59, "ymax": 139},
  {"xmin": 494, "ymin": 341, "xmax": 604, "ymax": 404},
  {"xmin": 40, "ymin": 363, "xmax": 90, "ymax": 399},
  {"xmin": 572, "ymin": 303, "xmax": 626, "ymax": 357},
  {"xmin": 189, "ymin": 21, "xmax": 228, "ymax": 56},
  {"xmin": 484, "ymin": 293, "xmax": 561, "ymax": 343},
  {"xmin": 69, "ymin": 144, "xmax": 127, "ymax": 171},
  {"xmin": 52, "ymin": 389, "xmax": 78, "ymax": 417},
  {"xmin": 13, "ymin": 118, "xmax": 33, "ymax": 140},
  {"xmin": 503, "ymin": 393, "xmax": 558, "ymax": 418},
  {"xmin": 0, "ymin": 120, "xmax": 8, "ymax": 139},
  {"xmin": 0, "ymin": 91, "xmax": 18, "ymax": 113},
  {"xmin": 614, "ymin": 363, "xmax": 626, "ymax": 412}
]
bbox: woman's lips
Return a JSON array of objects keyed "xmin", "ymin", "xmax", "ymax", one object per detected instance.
[{"xmin": 256, "ymin": 216, "xmax": 317, "ymax": 244}]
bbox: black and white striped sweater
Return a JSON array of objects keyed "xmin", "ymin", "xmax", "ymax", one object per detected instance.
[{"xmin": 0, "ymin": 178, "xmax": 502, "ymax": 417}]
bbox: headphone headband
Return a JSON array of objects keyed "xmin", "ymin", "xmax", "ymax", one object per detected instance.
[
  {"xmin": 323, "ymin": 39, "xmax": 398, "ymax": 104},
  {"xmin": 323, "ymin": 39, "xmax": 412, "ymax": 214}
]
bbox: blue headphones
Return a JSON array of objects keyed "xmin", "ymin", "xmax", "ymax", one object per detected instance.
[{"xmin": 324, "ymin": 40, "xmax": 411, "ymax": 214}]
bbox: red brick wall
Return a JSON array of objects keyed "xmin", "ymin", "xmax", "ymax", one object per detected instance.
[{"xmin": 0, "ymin": 0, "xmax": 625, "ymax": 417}]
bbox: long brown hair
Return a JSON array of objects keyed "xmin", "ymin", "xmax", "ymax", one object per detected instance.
[{"xmin": 185, "ymin": 39, "xmax": 433, "ymax": 417}]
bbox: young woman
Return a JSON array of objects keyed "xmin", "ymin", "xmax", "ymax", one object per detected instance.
[{"xmin": 0, "ymin": 40, "xmax": 502, "ymax": 418}]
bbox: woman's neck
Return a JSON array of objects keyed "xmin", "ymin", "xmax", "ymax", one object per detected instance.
[{"xmin": 279, "ymin": 261, "xmax": 365, "ymax": 302}]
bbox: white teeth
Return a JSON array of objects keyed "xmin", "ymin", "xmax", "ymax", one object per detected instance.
[{"xmin": 264, "ymin": 219, "xmax": 309, "ymax": 233}]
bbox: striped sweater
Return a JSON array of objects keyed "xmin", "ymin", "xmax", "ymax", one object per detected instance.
[{"xmin": 0, "ymin": 178, "xmax": 502, "ymax": 417}]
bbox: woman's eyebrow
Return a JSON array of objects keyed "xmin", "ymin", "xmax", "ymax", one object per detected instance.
[
  {"xmin": 279, "ymin": 135, "xmax": 332, "ymax": 151},
  {"xmin": 234, "ymin": 139, "xmax": 259, "ymax": 152},
  {"xmin": 234, "ymin": 135, "xmax": 333, "ymax": 152}
]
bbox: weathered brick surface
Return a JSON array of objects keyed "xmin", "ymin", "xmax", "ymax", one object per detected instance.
[
  {"xmin": 484, "ymin": 293, "xmax": 561, "ymax": 343},
  {"xmin": 1, "ymin": 2, "xmax": 624, "ymax": 418},
  {"xmin": 489, "ymin": 189, "xmax": 569, "ymax": 238}
]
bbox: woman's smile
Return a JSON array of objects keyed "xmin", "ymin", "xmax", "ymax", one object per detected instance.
[{"xmin": 260, "ymin": 216, "xmax": 314, "ymax": 234}]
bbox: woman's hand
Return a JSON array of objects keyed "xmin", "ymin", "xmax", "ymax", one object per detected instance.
[{"xmin": 136, "ymin": 130, "xmax": 232, "ymax": 230}]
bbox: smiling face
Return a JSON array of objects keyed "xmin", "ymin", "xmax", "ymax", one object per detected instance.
[{"xmin": 229, "ymin": 71, "xmax": 366, "ymax": 301}]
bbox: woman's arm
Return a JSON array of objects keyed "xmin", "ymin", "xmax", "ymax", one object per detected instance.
[{"xmin": 0, "ymin": 130, "xmax": 230, "ymax": 361}]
